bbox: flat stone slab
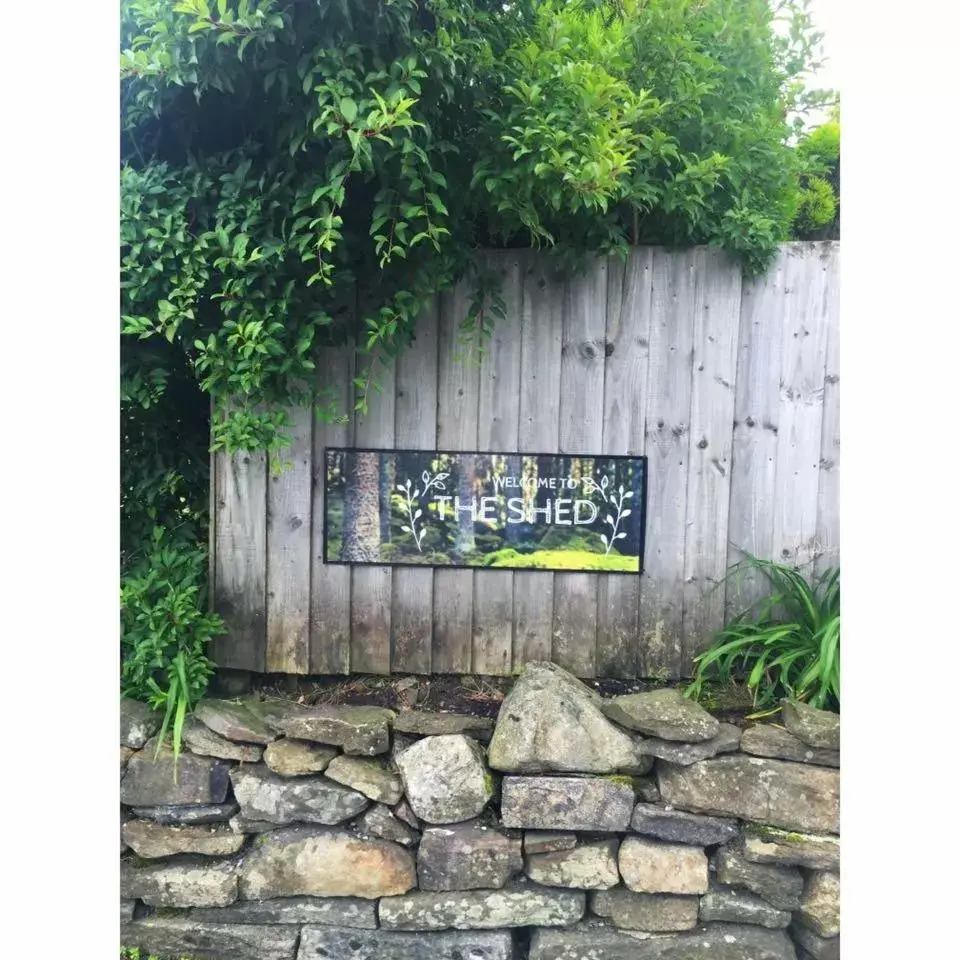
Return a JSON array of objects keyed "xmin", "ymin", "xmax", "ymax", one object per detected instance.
[
  {"xmin": 637, "ymin": 723, "xmax": 741, "ymax": 766},
  {"xmin": 230, "ymin": 814, "xmax": 285, "ymax": 834},
  {"xmin": 781, "ymin": 701, "xmax": 839, "ymax": 751},
  {"xmin": 121, "ymin": 698, "xmax": 161, "ymax": 748},
  {"xmin": 525, "ymin": 839, "xmax": 621, "ymax": 890},
  {"xmin": 657, "ymin": 755, "xmax": 840, "ymax": 834},
  {"xmin": 618, "ymin": 838, "xmax": 708, "ymax": 895},
  {"xmin": 121, "ymin": 856, "xmax": 238, "ymax": 908},
  {"xmin": 740, "ymin": 724, "xmax": 839, "ymax": 767},
  {"xmin": 121, "ymin": 917, "xmax": 296, "ymax": 960},
  {"xmin": 590, "ymin": 889, "xmax": 699, "ymax": 932},
  {"xmin": 601, "ymin": 689, "xmax": 720, "ymax": 742},
  {"xmin": 529, "ymin": 921, "xmax": 799, "ymax": 959},
  {"xmin": 273, "ymin": 704, "xmax": 394, "ymax": 756},
  {"xmin": 357, "ymin": 803, "xmax": 419, "ymax": 847},
  {"xmin": 230, "ymin": 764, "xmax": 369, "ymax": 826},
  {"xmin": 378, "ymin": 883, "xmax": 586, "ymax": 930},
  {"xmin": 188, "ymin": 895, "xmax": 377, "ymax": 927},
  {"xmin": 418, "ymin": 821, "xmax": 522, "ymax": 891},
  {"xmin": 131, "ymin": 802, "xmax": 239, "ymax": 825},
  {"xmin": 121, "ymin": 750, "xmax": 231, "ymax": 806},
  {"xmin": 699, "ymin": 885, "xmax": 792, "ymax": 928},
  {"xmin": 714, "ymin": 846, "xmax": 803, "ymax": 911},
  {"xmin": 182, "ymin": 716, "xmax": 264, "ymax": 762},
  {"xmin": 194, "ymin": 698, "xmax": 285, "ymax": 745},
  {"xmin": 630, "ymin": 804, "xmax": 739, "ymax": 846},
  {"xmin": 121, "ymin": 820, "xmax": 245, "ymax": 858},
  {"xmin": 263, "ymin": 739, "xmax": 338, "ymax": 777},
  {"xmin": 742, "ymin": 826, "xmax": 840, "ymax": 871},
  {"xmin": 325, "ymin": 755, "xmax": 403, "ymax": 804},
  {"xmin": 501, "ymin": 776, "xmax": 634, "ymax": 832},
  {"xmin": 299, "ymin": 926, "xmax": 514, "ymax": 960},
  {"xmin": 393, "ymin": 711, "xmax": 495, "ymax": 741},
  {"xmin": 239, "ymin": 825, "xmax": 416, "ymax": 900},
  {"xmin": 525, "ymin": 831, "xmax": 578, "ymax": 855}
]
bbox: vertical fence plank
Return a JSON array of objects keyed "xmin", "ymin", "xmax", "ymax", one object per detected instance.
[
  {"xmin": 639, "ymin": 249, "xmax": 696, "ymax": 678},
  {"xmin": 815, "ymin": 244, "xmax": 841, "ymax": 578},
  {"xmin": 681, "ymin": 250, "xmax": 743, "ymax": 673},
  {"xmin": 596, "ymin": 249, "xmax": 652, "ymax": 677},
  {"xmin": 433, "ymin": 279, "xmax": 480, "ymax": 673},
  {"xmin": 473, "ymin": 253, "xmax": 523, "ymax": 675},
  {"xmin": 514, "ymin": 253, "xmax": 563, "ymax": 668},
  {"xmin": 213, "ymin": 442, "xmax": 268, "ymax": 672},
  {"xmin": 266, "ymin": 405, "xmax": 313, "ymax": 673},
  {"xmin": 392, "ymin": 300, "xmax": 440, "ymax": 675},
  {"xmin": 350, "ymin": 356, "xmax": 396, "ymax": 675},
  {"xmin": 310, "ymin": 345, "xmax": 354, "ymax": 674},
  {"xmin": 771, "ymin": 244, "xmax": 831, "ymax": 570},
  {"xmin": 553, "ymin": 259, "xmax": 607, "ymax": 677}
]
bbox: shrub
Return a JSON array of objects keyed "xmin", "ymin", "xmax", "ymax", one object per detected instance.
[{"xmin": 686, "ymin": 556, "xmax": 839, "ymax": 711}]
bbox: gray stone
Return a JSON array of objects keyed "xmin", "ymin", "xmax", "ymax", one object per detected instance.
[
  {"xmin": 378, "ymin": 882, "xmax": 586, "ymax": 930},
  {"xmin": 630, "ymin": 804, "xmax": 739, "ymax": 846},
  {"xmin": 120, "ymin": 748, "xmax": 231, "ymax": 806},
  {"xmin": 590, "ymin": 889, "xmax": 699, "ymax": 931},
  {"xmin": 394, "ymin": 798, "xmax": 421, "ymax": 829},
  {"xmin": 797, "ymin": 871, "xmax": 840, "ymax": 938},
  {"xmin": 325, "ymin": 755, "xmax": 403, "ymax": 804},
  {"xmin": 121, "ymin": 918, "xmax": 296, "ymax": 960},
  {"xmin": 121, "ymin": 746, "xmax": 136, "ymax": 771},
  {"xmin": 714, "ymin": 846, "xmax": 803, "ymax": 910},
  {"xmin": 501, "ymin": 776, "xmax": 634, "ymax": 832},
  {"xmin": 122, "ymin": 820, "xmax": 246, "ymax": 858},
  {"xmin": 781, "ymin": 701, "xmax": 839, "ymax": 751},
  {"xmin": 742, "ymin": 826, "xmax": 840, "ymax": 871},
  {"xmin": 299, "ymin": 926, "xmax": 514, "ymax": 960},
  {"xmin": 120, "ymin": 899, "xmax": 136, "ymax": 922},
  {"xmin": 182, "ymin": 716, "xmax": 264, "ymax": 762},
  {"xmin": 601, "ymin": 689, "xmax": 720, "ymax": 742},
  {"xmin": 121, "ymin": 856, "xmax": 238, "ymax": 908},
  {"xmin": 131, "ymin": 802, "xmax": 239, "ymax": 825},
  {"xmin": 189, "ymin": 896, "xmax": 377, "ymax": 927},
  {"xmin": 239, "ymin": 825, "xmax": 416, "ymax": 900},
  {"xmin": 395, "ymin": 734, "xmax": 493, "ymax": 824},
  {"xmin": 740, "ymin": 725, "xmax": 839, "ymax": 767},
  {"xmin": 529, "ymin": 922, "xmax": 799, "ymax": 959},
  {"xmin": 273, "ymin": 704, "xmax": 394, "ymax": 756},
  {"xmin": 525, "ymin": 839, "xmax": 620, "ymax": 890},
  {"xmin": 618, "ymin": 837, "xmax": 708, "ymax": 894},
  {"xmin": 488, "ymin": 662, "xmax": 651, "ymax": 774},
  {"xmin": 699, "ymin": 885, "xmax": 791, "ymax": 928},
  {"xmin": 524, "ymin": 831, "xmax": 578, "ymax": 855},
  {"xmin": 230, "ymin": 764, "xmax": 369, "ymax": 826},
  {"xmin": 230, "ymin": 815, "xmax": 285, "ymax": 834},
  {"xmin": 637, "ymin": 723, "xmax": 742, "ymax": 766},
  {"xmin": 792, "ymin": 923, "xmax": 839, "ymax": 960},
  {"xmin": 393, "ymin": 711, "xmax": 495, "ymax": 741},
  {"xmin": 635, "ymin": 778, "xmax": 660, "ymax": 803},
  {"xmin": 357, "ymin": 804, "xmax": 419, "ymax": 847},
  {"xmin": 657, "ymin": 756, "xmax": 840, "ymax": 834},
  {"xmin": 121, "ymin": 698, "xmax": 161, "ymax": 748},
  {"xmin": 194, "ymin": 697, "xmax": 286, "ymax": 745},
  {"xmin": 418, "ymin": 821, "xmax": 522, "ymax": 891},
  {"xmin": 263, "ymin": 739, "xmax": 338, "ymax": 777}
]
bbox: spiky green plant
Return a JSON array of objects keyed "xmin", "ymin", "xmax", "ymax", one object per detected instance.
[{"xmin": 686, "ymin": 556, "xmax": 839, "ymax": 711}]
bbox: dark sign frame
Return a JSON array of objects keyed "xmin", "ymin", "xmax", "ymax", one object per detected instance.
[{"xmin": 322, "ymin": 447, "xmax": 648, "ymax": 576}]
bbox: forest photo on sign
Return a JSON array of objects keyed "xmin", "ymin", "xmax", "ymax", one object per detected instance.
[{"xmin": 324, "ymin": 450, "xmax": 646, "ymax": 573}]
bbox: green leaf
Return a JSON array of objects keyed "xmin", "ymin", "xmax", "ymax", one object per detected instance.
[{"xmin": 340, "ymin": 98, "xmax": 358, "ymax": 124}]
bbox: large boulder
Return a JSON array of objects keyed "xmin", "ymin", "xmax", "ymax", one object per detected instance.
[
  {"xmin": 230, "ymin": 764, "xmax": 369, "ymax": 826},
  {"xmin": 120, "ymin": 749, "xmax": 231, "ymax": 806},
  {"xmin": 618, "ymin": 838, "xmax": 708, "ymax": 895},
  {"xmin": 636, "ymin": 723, "xmax": 742, "ymax": 766},
  {"xmin": 630, "ymin": 804, "xmax": 739, "ymax": 846},
  {"xmin": 590, "ymin": 889, "xmax": 699, "ymax": 932},
  {"xmin": 740, "ymin": 724, "xmax": 839, "ymax": 767},
  {"xmin": 121, "ymin": 698, "xmax": 161, "ymax": 749},
  {"xmin": 781, "ymin": 701, "xmax": 839, "ymax": 751},
  {"xmin": 393, "ymin": 711, "xmax": 495, "ymax": 741},
  {"xmin": 121, "ymin": 856, "xmax": 238, "ymax": 908},
  {"xmin": 418, "ymin": 821, "xmax": 522, "ymax": 891},
  {"xmin": 188, "ymin": 896, "xmax": 378, "ymax": 928},
  {"xmin": 121, "ymin": 820, "xmax": 245, "ymax": 858},
  {"xmin": 501, "ymin": 776, "xmax": 634, "ymax": 832},
  {"xmin": 601, "ymin": 689, "xmax": 719, "ymax": 742},
  {"xmin": 239, "ymin": 826, "xmax": 416, "ymax": 900},
  {"xmin": 272, "ymin": 704, "xmax": 394, "ymax": 756},
  {"xmin": 524, "ymin": 840, "xmax": 620, "ymax": 890},
  {"xmin": 714, "ymin": 846, "xmax": 803, "ymax": 911},
  {"xmin": 657, "ymin": 756, "xmax": 840, "ymax": 834},
  {"xmin": 797, "ymin": 872, "xmax": 840, "ymax": 939},
  {"xmin": 699, "ymin": 885, "xmax": 792, "ymax": 928},
  {"xmin": 121, "ymin": 918, "xmax": 297, "ymax": 960},
  {"xmin": 742, "ymin": 826, "xmax": 840, "ymax": 872},
  {"xmin": 299, "ymin": 926, "xmax": 514, "ymax": 960},
  {"xmin": 394, "ymin": 734, "xmax": 493, "ymax": 824},
  {"xmin": 378, "ymin": 883, "xmax": 586, "ymax": 931},
  {"xmin": 324, "ymin": 755, "xmax": 403, "ymax": 804},
  {"xmin": 488, "ymin": 663, "xmax": 650, "ymax": 774},
  {"xmin": 193, "ymin": 698, "xmax": 285, "ymax": 745},
  {"xmin": 262, "ymin": 739, "xmax": 337, "ymax": 777}
]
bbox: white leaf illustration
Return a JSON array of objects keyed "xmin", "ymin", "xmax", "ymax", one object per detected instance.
[
  {"xmin": 405, "ymin": 478, "xmax": 412, "ymax": 488},
  {"xmin": 401, "ymin": 525, "xmax": 411, "ymax": 533},
  {"xmin": 396, "ymin": 484, "xmax": 406, "ymax": 493},
  {"xmin": 601, "ymin": 476, "xmax": 609, "ymax": 489},
  {"xmin": 605, "ymin": 514, "xmax": 614, "ymax": 526},
  {"xmin": 616, "ymin": 532, "xmax": 627, "ymax": 540},
  {"xmin": 599, "ymin": 533, "xmax": 608, "ymax": 548},
  {"xmin": 413, "ymin": 488, "xmax": 420, "ymax": 499},
  {"xmin": 414, "ymin": 509, "xmax": 422, "ymax": 519},
  {"xmin": 422, "ymin": 470, "xmax": 430, "ymax": 484},
  {"xmin": 619, "ymin": 484, "xmax": 624, "ymax": 494},
  {"xmin": 624, "ymin": 490, "xmax": 634, "ymax": 498},
  {"xmin": 622, "ymin": 508, "xmax": 632, "ymax": 518}
]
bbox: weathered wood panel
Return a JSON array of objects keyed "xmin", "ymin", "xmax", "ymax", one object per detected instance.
[
  {"xmin": 552, "ymin": 259, "xmax": 607, "ymax": 677},
  {"xmin": 392, "ymin": 301, "xmax": 439, "ymax": 675}
]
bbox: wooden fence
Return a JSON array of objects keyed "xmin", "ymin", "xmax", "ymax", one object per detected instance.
[{"xmin": 211, "ymin": 242, "xmax": 839, "ymax": 679}]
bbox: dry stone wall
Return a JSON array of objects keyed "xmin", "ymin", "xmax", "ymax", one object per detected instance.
[{"xmin": 120, "ymin": 663, "xmax": 840, "ymax": 960}]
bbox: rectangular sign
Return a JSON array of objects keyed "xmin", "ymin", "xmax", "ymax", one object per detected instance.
[{"xmin": 323, "ymin": 449, "xmax": 646, "ymax": 574}]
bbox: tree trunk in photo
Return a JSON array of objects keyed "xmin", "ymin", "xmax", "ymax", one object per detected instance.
[
  {"xmin": 454, "ymin": 454, "xmax": 476, "ymax": 560},
  {"xmin": 379, "ymin": 455, "xmax": 396, "ymax": 545},
  {"xmin": 340, "ymin": 451, "xmax": 381, "ymax": 562}
]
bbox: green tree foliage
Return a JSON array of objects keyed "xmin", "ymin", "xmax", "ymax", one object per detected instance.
[{"xmin": 792, "ymin": 109, "xmax": 840, "ymax": 237}]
